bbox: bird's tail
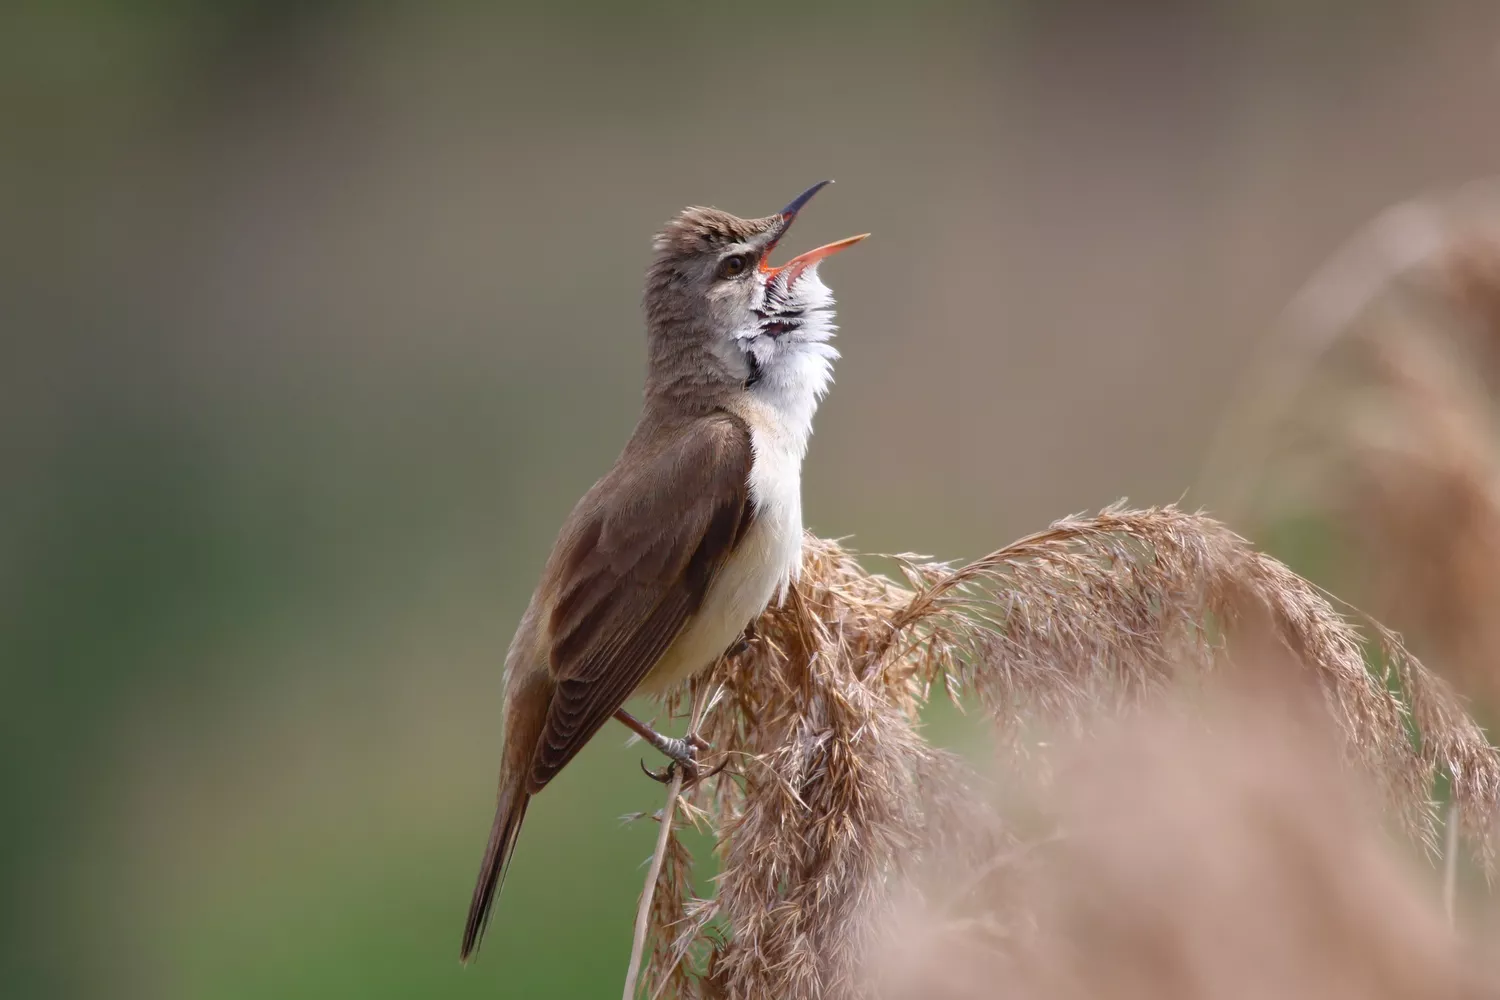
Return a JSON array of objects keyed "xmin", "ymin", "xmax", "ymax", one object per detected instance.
[{"xmin": 460, "ymin": 778, "xmax": 531, "ymax": 963}]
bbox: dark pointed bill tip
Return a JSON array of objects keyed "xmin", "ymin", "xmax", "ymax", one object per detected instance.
[{"xmin": 779, "ymin": 179, "xmax": 834, "ymax": 219}]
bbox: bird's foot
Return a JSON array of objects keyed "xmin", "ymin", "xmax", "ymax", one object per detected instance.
[
  {"xmin": 614, "ymin": 709, "xmax": 723, "ymax": 786},
  {"xmin": 640, "ymin": 731, "xmax": 723, "ymax": 786}
]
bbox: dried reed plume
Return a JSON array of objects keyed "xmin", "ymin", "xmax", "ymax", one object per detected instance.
[
  {"xmin": 622, "ymin": 506, "xmax": 1500, "ymax": 1000},
  {"xmin": 1203, "ymin": 178, "xmax": 1500, "ymax": 709}
]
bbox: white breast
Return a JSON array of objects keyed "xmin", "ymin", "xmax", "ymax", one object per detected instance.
[{"xmin": 636, "ymin": 410, "xmax": 806, "ymax": 694}]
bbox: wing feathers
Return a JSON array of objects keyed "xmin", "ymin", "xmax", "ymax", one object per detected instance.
[{"xmin": 526, "ymin": 414, "xmax": 753, "ymax": 790}]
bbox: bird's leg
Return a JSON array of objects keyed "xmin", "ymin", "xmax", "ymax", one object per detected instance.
[
  {"xmin": 614, "ymin": 708, "xmax": 718, "ymax": 785},
  {"xmin": 724, "ymin": 620, "xmax": 758, "ymax": 660}
]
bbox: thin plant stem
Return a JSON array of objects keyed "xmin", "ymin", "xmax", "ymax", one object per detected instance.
[
  {"xmin": 1444, "ymin": 799, "xmax": 1460, "ymax": 929},
  {"xmin": 622, "ymin": 770, "xmax": 684, "ymax": 1000},
  {"xmin": 621, "ymin": 678, "xmax": 713, "ymax": 1000}
]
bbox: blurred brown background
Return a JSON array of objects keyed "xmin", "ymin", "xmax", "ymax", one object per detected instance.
[{"xmin": 5, "ymin": 2, "xmax": 1500, "ymax": 997}]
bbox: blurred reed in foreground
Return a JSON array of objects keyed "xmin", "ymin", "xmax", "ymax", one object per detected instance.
[
  {"xmin": 624, "ymin": 506, "xmax": 1499, "ymax": 1000},
  {"xmin": 869, "ymin": 675, "xmax": 1497, "ymax": 1000}
]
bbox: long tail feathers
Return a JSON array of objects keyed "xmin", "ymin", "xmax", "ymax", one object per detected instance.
[{"xmin": 460, "ymin": 782, "xmax": 531, "ymax": 963}]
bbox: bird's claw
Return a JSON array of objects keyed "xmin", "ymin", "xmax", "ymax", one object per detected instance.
[
  {"xmin": 641, "ymin": 756, "xmax": 699, "ymax": 785},
  {"xmin": 641, "ymin": 758, "xmax": 677, "ymax": 783}
]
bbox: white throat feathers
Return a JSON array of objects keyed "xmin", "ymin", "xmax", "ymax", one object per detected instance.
[{"xmin": 735, "ymin": 264, "xmax": 839, "ymax": 459}]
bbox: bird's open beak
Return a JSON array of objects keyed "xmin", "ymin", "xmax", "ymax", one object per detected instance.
[
  {"xmin": 770, "ymin": 233, "xmax": 870, "ymax": 285},
  {"xmin": 760, "ymin": 179, "xmax": 870, "ymax": 283}
]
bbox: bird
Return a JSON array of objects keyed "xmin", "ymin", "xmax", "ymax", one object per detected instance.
[{"xmin": 460, "ymin": 180, "xmax": 867, "ymax": 962}]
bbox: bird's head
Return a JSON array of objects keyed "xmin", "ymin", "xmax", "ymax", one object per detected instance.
[{"xmin": 643, "ymin": 180, "xmax": 867, "ymax": 411}]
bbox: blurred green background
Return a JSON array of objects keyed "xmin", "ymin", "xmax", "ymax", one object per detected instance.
[{"xmin": 5, "ymin": 2, "xmax": 1500, "ymax": 997}]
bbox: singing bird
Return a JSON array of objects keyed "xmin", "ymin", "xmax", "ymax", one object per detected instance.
[{"xmin": 461, "ymin": 181, "xmax": 867, "ymax": 961}]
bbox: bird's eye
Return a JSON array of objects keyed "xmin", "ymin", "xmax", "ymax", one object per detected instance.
[{"xmin": 718, "ymin": 254, "xmax": 748, "ymax": 279}]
